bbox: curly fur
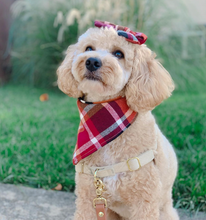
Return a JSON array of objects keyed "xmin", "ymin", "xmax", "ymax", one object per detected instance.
[{"xmin": 57, "ymin": 26, "xmax": 179, "ymax": 220}]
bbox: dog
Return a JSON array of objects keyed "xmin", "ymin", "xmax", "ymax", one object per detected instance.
[{"xmin": 57, "ymin": 21, "xmax": 179, "ymax": 220}]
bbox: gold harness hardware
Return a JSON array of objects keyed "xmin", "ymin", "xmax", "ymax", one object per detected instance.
[
  {"xmin": 93, "ymin": 198, "xmax": 107, "ymax": 208},
  {"xmin": 93, "ymin": 169, "xmax": 107, "ymax": 208},
  {"xmin": 127, "ymin": 157, "xmax": 141, "ymax": 171}
]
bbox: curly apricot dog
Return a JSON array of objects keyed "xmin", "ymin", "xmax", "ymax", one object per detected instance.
[{"xmin": 57, "ymin": 21, "xmax": 179, "ymax": 220}]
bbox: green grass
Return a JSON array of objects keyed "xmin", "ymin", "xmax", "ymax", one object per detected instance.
[
  {"xmin": 0, "ymin": 84, "xmax": 206, "ymax": 212},
  {"xmin": 10, "ymin": 0, "xmax": 206, "ymax": 91},
  {"xmin": 153, "ymin": 93, "xmax": 206, "ymax": 212},
  {"xmin": 0, "ymin": 85, "xmax": 79, "ymax": 191}
]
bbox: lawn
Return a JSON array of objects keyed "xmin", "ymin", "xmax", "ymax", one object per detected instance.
[{"xmin": 0, "ymin": 84, "xmax": 205, "ymax": 212}]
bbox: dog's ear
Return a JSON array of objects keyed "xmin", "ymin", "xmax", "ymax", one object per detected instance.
[
  {"xmin": 125, "ymin": 46, "xmax": 174, "ymax": 112},
  {"xmin": 57, "ymin": 44, "xmax": 83, "ymax": 98}
]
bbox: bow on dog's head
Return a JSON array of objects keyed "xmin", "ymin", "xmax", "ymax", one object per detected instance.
[{"xmin": 94, "ymin": 20, "xmax": 147, "ymax": 45}]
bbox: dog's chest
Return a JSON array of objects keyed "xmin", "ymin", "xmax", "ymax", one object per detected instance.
[
  {"xmin": 89, "ymin": 112, "xmax": 157, "ymax": 165},
  {"xmin": 103, "ymin": 174, "xmax": 130, "ymax": 218},
  {"xmin": 102, "ymin": 172, "xmax": 144, "ymax": 218}
]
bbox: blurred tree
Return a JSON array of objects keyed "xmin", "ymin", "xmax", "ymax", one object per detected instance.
[{"xmin": 0, "ymin": 0, "xmax": 15, "ymax": 85}]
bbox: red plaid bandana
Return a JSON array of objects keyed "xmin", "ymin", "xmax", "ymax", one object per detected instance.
[
  {"xmin": 94, "ymin": 20, "xmax": 147, "ymax": 45},
  {"xmin": 73, "ymin": 97, "xmax": 138, "ymax": 165}
]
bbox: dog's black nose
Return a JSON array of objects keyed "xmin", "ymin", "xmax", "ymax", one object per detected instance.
[{"xmin": 85, "ymin": 57, "xmax": 102, "ymax": 72}]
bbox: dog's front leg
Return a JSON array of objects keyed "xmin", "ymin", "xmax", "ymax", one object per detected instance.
[
  {"xmin": 118, "ymin": 165, "xmax": 161, "ymax": 220},
  {"xmin": 73, "ymin": 173, "xmax": 97, "ymax": 220},
  {"xmin": 73, "ymin": 196, "xmax": 97, "ymax": 220},
  {"xmin": 74, "ymin": 173, "xmax": 121, "ymax": 220},
  {"xmin": 122, "ymin": 200, "xmax": 160, "ymax": 220}
]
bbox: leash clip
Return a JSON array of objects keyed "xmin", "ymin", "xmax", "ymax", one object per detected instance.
[
  {"xmin": 93, "ymin": 169, "xmax": 107, "ymax": 203},
  {"xmin": 93, "ymin": 169, "xmax": 107, "ymax": 219}
]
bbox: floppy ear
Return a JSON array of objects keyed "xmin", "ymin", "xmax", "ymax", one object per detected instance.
[
  {"xmin": 57, "ymin": 44, "xmax": 83, "ymax": 98},
  {"xmin": 125, "ymin": 46, "xmax": 174, "ymax": 112}
]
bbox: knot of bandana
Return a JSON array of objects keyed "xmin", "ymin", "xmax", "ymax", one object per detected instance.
[{"xmin": 94, "ymin": 20, "xmax": 147, "ymax": 45}]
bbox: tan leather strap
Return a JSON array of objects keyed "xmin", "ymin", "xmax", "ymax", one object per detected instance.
[
  {"xmin": 95, "ymin": 204, "xmax": 107, "ymax": 220},
  {"xmin": 76, "ymin": 150, "xmax": 155, "ymax": 178}
]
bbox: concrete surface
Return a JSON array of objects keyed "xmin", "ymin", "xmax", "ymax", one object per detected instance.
[
  {"xmin": 0, "ymin": 183, "xmax": 205, "ymax": 220},
  {"xmin": 0, "ymin": 183, "xmax": 75, "ymax": 220}
]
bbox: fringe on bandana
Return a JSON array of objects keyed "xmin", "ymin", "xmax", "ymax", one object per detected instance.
[
  {"xmin": 73, "ymin": 97, "xmax": 138, "ymax": 165},
  {"xmin": 94, "ymin": 20, "xmax": 147, "ymax": 45}
]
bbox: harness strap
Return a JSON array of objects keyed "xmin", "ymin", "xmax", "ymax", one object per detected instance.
[
  {"xmin": 95, "ymin": 204, "xmax": 107, "ymax": 220},
  {"xmin": 75, "ymin": 150, "xmax": 155, "ymax": 178}
]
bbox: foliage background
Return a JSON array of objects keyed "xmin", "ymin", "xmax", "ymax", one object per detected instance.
[{"xmin": 9, "ymin": 0, "xmax": 206, "ymax": 91}]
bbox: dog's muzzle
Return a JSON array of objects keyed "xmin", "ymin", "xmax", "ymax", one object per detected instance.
[{"xmin": 85, "ymin": 57, "xmax": 102, "ymax": 72}]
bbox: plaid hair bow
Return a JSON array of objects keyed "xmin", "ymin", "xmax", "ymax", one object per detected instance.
[{"xmin": 94, "ymin": 20, "xmax": 147, "ymax": 45}]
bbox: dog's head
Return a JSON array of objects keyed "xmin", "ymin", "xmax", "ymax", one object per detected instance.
[{"xmin": 57, "ymin": 24, "xmax": 174, "ymax": 112}]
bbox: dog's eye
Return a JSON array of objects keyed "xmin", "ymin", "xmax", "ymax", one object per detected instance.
[
  {"xmin": 113, "ymin": 50, "xmax": 124, "ymax": 59},
  {"xmin": 85, "ymin": 46, "xmax": 94, "ymax": 51}
]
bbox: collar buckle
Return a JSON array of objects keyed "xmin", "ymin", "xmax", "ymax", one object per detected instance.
[{"xmin": 127, "ymin": 157, "xmax": 141, "ymax": 171}]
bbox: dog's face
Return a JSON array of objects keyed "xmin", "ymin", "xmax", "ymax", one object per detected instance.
[
  {"xmin": 57, "ymin": 27, "xmax": 174, "ymax": 112},
  {"xmin": 67, "ymin": 28, "xmax": 134, "ymax": 97}
]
